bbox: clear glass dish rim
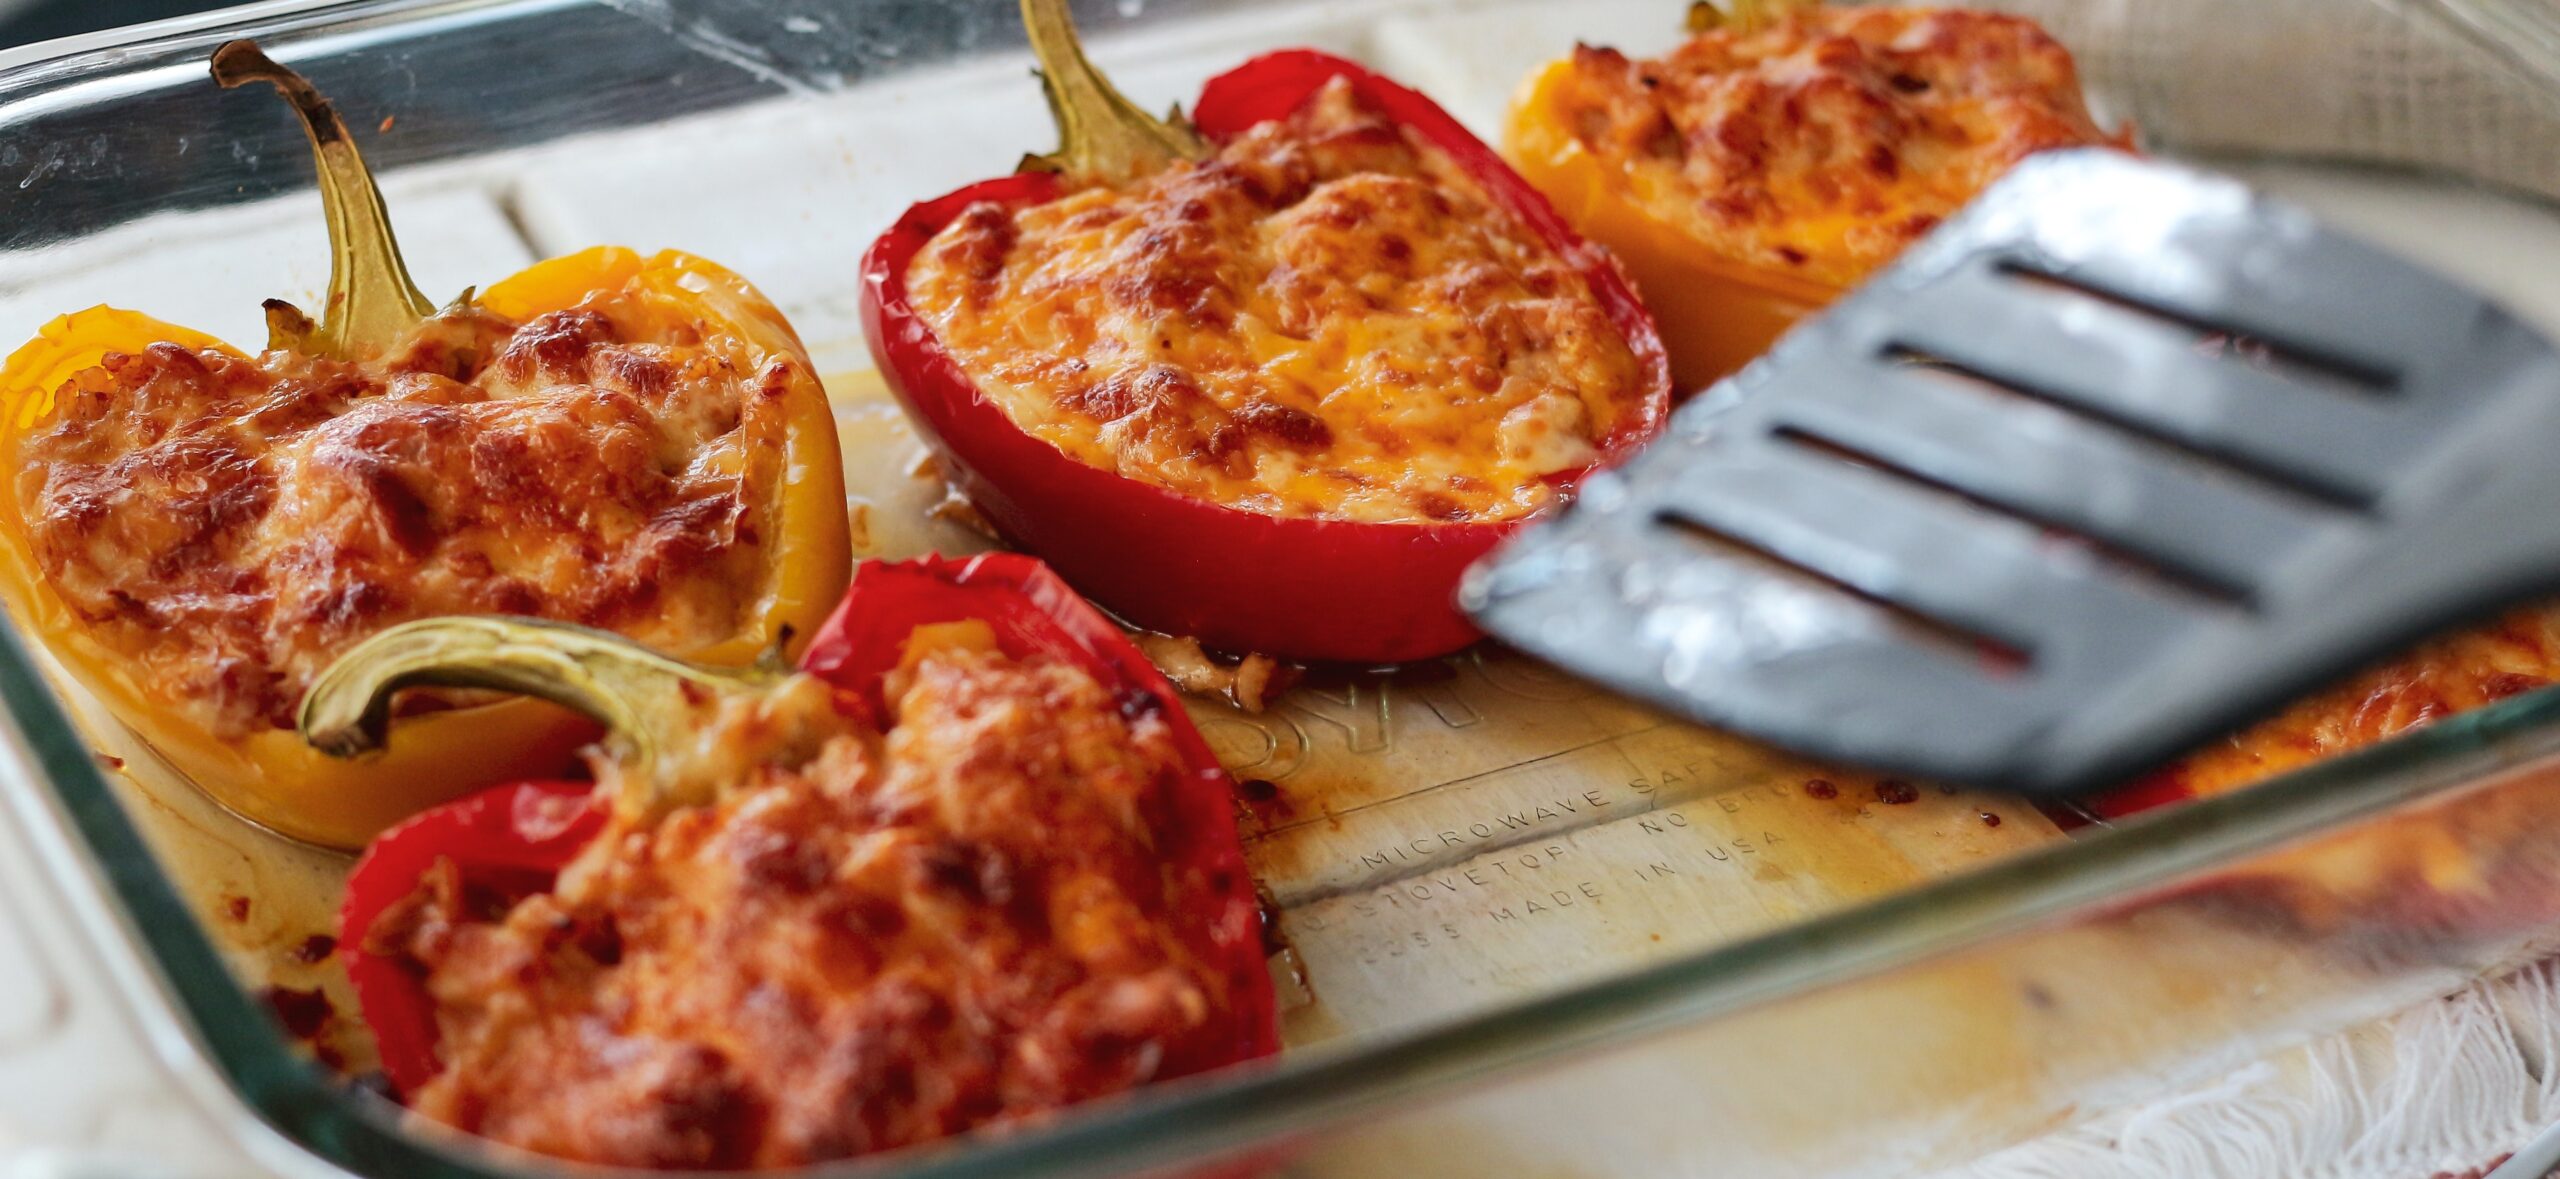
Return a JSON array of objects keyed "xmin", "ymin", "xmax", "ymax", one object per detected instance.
[
  {"xmin": 12, "ymin": 1, "xmax": 2560, "ymax": 1176},
  {"xmin": 25, "ymin": 603, "xmax": 2560, "ymax": 1179}
]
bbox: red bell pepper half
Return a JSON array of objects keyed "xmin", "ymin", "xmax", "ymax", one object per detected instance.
[
  {"xmin": 329, "ymin": 553, "xmax": 1279, "ymax": 1098},
  {"xmin": 860, "ymin": 6, "xmax": 1670, "ymax": 664}
]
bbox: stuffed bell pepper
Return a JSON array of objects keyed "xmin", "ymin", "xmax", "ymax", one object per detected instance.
[
  {"xmin": 315, "ymin": 553, "xmax": 1279, "ymax": 1169},
  {"xmin": 2085, "ymin": 606, "xmax": 2560, "ymax": 817},
  {"xmin": 0, "ymin": 43, "xmax": 848, "ymax": 848},
  {"xmin": 864, "ymin": 0, "xmax": 1671, "ymax": 664},
  {"xmin": 1506, "ymin": 2, "xmax": 2131, "ymax": 390}
]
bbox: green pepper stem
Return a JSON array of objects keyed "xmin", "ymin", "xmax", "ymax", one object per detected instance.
[
  {"xmin": 1017, "ymin": 0, "xmax": 1208, "ymax": 185},
  {"xmin": 1687, "ymin": 0, "xmax": 1812, "ymax": 34},
  {"xmin": 298, "ymin": 616, "xmax": 780, "ymax": 817},
  {"xmin": 212, "ymin": 41, "xmax": 434, "ymax": 361}
]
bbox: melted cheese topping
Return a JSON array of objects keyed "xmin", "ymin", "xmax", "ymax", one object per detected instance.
[
  {"xmin": 2160, "ymin": 607, "xmax": 2560, "ymax": 799},
  {"xmin": 910, "ymin": 77, "xmax": 1649, "ymax": 524},
  {"xmin": 1542, "ymin": 8, "xmax": 2124, "ymax": 289},
  {"xmin": 18, "ymin": 299, "xmax": 787, "ymax": 737},
  {"xmin": 1765, "ymin": 612, "xmax": 2560, "ymax": 925},
  {"xmin": 380, "ymin": 641, "xmax": 1232, "ymax": 1169}
]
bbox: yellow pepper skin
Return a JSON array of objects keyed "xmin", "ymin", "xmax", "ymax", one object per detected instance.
[
  {"xmin": 1505, "ymin": 56, "xmax": 1838, "ymax": 394},
  {"xmin": 0, "ymin": 248, "xmax": 849, "ymax": 849}
]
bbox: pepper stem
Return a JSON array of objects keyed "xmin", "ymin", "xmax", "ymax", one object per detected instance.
[
  {"xmin": 212, "ymin": 41, "xmax": 434, "ymax": 361},
  {"xmin": 1686, "ymin": 0, "xmax": 1814, "ymax": 34},
  {"xmin": 1016, "ymin": 0, "xmax": 1208, "ymax": 186},
  {"xmin": 298, "ymin": 617, "xmax": 781, "ymax": 818}
]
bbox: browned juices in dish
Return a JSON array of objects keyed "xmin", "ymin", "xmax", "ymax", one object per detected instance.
[
  {"xmin": 19, "ymin": 302, "xmax": 786, "ymax": 738},
  {"xmin": 910, "ymin": 77, "xmax": 1650, "ymax": 525},
  {"xmin": 377, "ymin": 635, "xmax": 1239, "ymax": 1168}
]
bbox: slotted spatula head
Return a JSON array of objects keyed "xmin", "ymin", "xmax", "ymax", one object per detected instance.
[{"xmin": 1462, "ymin": 148, "xmax": 2560, "ymax": 797}]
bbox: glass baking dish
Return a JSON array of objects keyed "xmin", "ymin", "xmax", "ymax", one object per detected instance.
[{"xmin": 9, "ymin": 0, "xmax": 2560, "ymax": 1175}]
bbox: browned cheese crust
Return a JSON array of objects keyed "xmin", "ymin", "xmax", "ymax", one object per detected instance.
[
  {"xmin": 381, "ymin": 643, "xmax": 1235, "ymax": 1169},
  {"xmin": 18, "ymin": 300, "xmax": 789, "ymax": 736},
  {"xmin": 910, "ymin": 77, "xmax": 1649, "ymax": 525},
  {"xmin": 1546, "ymin": 7, "xmax": 2125, "ymax": 288},
  {"xmin": 2166, "ymin": 607, "xmax": 2560, "ymax": 798}
]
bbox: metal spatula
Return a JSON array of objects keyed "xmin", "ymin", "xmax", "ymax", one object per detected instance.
[{"xmin": 1462, "ymin": 148, "xmax": 2560, "ymax": 797}]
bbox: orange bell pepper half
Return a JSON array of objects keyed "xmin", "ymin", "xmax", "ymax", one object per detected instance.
[
  {"xmin": 1509, "ymin": 57, "xmax": 1831, "ymax": 394},
  {"xmin": 1504, "ymin": 3, "xmax": 2129, "ymax": 393},
  {"xmin": 0, "ymin": 43, "xmax": 847, "ymax": 849}
]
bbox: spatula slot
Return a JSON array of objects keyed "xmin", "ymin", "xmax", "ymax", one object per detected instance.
[
  {"xmin": 1992, "ymin": 257, "xmax": 2403, "ymax": 398},
  {"xmin": 1764, "ymin": 424, "xmax": 2262, "ymax": 613},
  {"xmin": 1651, "ymin": 507, "xmax": 2038, "ymax": 674},
  {"xmin": 1879, "ymin": 342, "xmax": 2380, "ymax": 515}
]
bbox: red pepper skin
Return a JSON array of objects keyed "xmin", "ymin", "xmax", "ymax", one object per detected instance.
[
  {"xmin": 861, "ymin": 51, "xmax": 1670, "ymax": 664},
  {"xmin": 337, "ymin": 780, "xmax": 606, "ymax": 1095},
  {"xmin": 337, "ymin": 553, "xmax": 1279, "ymax": 1096},
  {"xmin": 2088, "ymin": 766, "xmax": 2194, "ymax": 819}
]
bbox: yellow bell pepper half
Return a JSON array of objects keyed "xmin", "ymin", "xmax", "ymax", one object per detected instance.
[{"xmin": 0, "ymin": 45, "xmax": 847, "ymax": 850}]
